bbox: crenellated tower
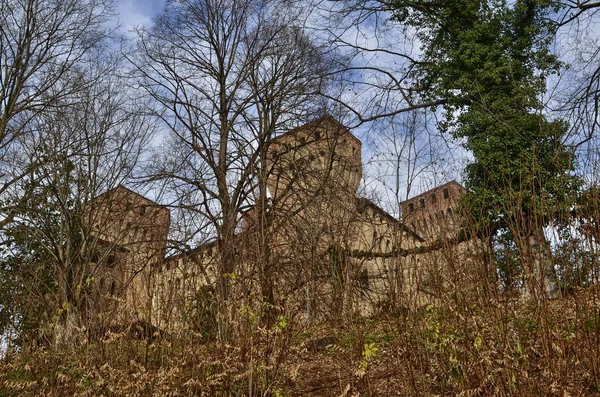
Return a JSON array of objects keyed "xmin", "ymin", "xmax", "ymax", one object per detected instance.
[
  {"xmin": 400, "ymin": 181, "xmax": 465, "ymax": 242},
  {"xmin": 266, "ymin": 115, "xmax": 362, "ymax": 214}
]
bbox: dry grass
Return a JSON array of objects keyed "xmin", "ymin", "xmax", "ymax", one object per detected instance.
[{"xmin": 3, "ymin": 287, "xmax": 600, "ymax": 396}]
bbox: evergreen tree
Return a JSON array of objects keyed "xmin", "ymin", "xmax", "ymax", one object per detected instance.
[{"xmin": 393, "ymin": 0, "xmax": 579, "ymax": 297}]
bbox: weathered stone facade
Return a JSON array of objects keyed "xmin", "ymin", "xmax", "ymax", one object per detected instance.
[
  {"xmin": 87, "ymin": 186, "xmax": 170, "ymax": 324},
  {"xmin": 401, "ymin": 181, "xmax": 465, "ymax": 242},
  {"xmin": 91, "ymin": 116, "xmax": 467, "ymax": 327}
]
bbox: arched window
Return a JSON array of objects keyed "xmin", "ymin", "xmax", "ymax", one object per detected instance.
[
  {"xmin": 443, "ymin": 188, "xmax": 449, "ymax": 199},
  {"xmin": 419, "ymin": 198, "xmax": 425, "ymax": 208}
]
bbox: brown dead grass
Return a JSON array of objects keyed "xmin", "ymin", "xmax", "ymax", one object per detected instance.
[{"xmin": 3, "ymin": 289, "xmax": 600, "ymax": 396}]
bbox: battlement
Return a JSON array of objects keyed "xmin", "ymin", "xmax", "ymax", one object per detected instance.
[
  {"xmin": 400, "ymin": 181, "xmax": 465, "ymax": 241},
  {"xmin": 266, "ymin": 115, "xmax": 362, "ymax": 205}
]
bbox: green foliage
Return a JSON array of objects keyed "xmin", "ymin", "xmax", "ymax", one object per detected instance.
[
  {"xmin": 358, "ymin": 341, "xmax": 378, "ymax": 373},
  {"xmin": 393, "ymin": 0, "xmax": 579, "ymax": 233},
  {"xmin": 0, "ymin": 220, "xmax": 59, "ymax": 348},
  {"xmin": 494, "ymin": 228, "xmax": 524, "ymax": 291},
  {"xmin": 0, "ymin": 143, "xmax": 98, "ymax": 348}
]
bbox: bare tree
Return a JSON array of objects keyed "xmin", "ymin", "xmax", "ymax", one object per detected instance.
[
  {"xmin": 0, "ymin": 57, "xmax": 155, "ymax": 347},
  {"xmin": 0, "ymin": 0, "xmax": 114, "ymax": 229},
  {"xmin": 132, "ymin": 0, "xmax": 331, "ymax": 339},
  {"xmin": 306, "ymin": 0, "xmax": 445, "ymax": 127}
]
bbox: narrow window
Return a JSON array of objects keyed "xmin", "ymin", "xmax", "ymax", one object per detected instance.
[
  {"xmin": 408, "ymin": 203, "xmax": 414, "ymax": 213},
  {"xmin": 431, "ymin": 193, "xmax": 437, "ymax": 204},
  {"xmin": 443, "ymin": 188, "xmax": 449, "ymax": 199},
  {"xmin": 447, "ymin": 208, "xmax": 454, "ymax": 218},
  {"xmin": 419, "ymin": 198, "xmax": 425, "ymax": 208},
  {"xmin": 315, "ymin": 131, "xmax": 321, "ymax": 140}
]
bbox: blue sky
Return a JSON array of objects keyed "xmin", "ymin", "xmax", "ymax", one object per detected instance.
[
  {"xmin": 115, "ymin": 0, "xmax": 165, "ymax": 31},
  {"xmin": 111, "ymin": 0, "xmax": 465, "ymax": 209}
]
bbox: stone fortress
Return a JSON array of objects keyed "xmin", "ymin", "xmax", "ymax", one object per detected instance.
[{"xmin": 89, "ymin": 115, "xmax": 468, "ymax": 329}]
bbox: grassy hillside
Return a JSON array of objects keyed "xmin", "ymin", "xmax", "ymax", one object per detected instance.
[{"xmin": 2, "ymin": 288, "xmax": 599, "ymax": 396}]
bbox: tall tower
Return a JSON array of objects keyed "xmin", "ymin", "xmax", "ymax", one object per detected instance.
[
  {"xmin": 400, "ymin": 181, "xmax": 465, "ymax": 242},
  {"xmin": 88, "ymin": 186, "xmax": 170, "ymax": 323},
  {"xmin": 266, "ymin": 115, "xmax": 362, "ymax": 212}
]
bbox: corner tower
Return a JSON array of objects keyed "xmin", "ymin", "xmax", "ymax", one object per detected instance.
[
  {"xmin": 400, "ymin": 181, "xmax": 465, "ymax": 242},
  {"xmin": 266, "ymin": 115, "xmax": 362, "ymax": 209}
]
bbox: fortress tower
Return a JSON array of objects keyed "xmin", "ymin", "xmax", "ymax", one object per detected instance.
[
  {"xmin": 400, "ymin": 181, "xmax": 465, "ymax": 242},
  {"xmin": 87, "ymin": 186, "xmax": 170, "ymax": 323},
  {"xmin": 266, "ymin": 115, "xmax": 362, "ymax": 213}
]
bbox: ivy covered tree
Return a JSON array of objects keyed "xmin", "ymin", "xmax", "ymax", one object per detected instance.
[{"xmin": 393, "ymin": 0, "xmax": 579, "ymax": 298}]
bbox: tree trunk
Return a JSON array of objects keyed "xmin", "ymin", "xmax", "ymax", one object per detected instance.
[{"xmin": 521, "ymin": 229, "xmax": 559, "ymax": 300}]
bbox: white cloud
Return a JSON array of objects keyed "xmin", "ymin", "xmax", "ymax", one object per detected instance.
[{"xmin": 115, "ymin": 0, "xmax": 166, "ymax": 32}]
